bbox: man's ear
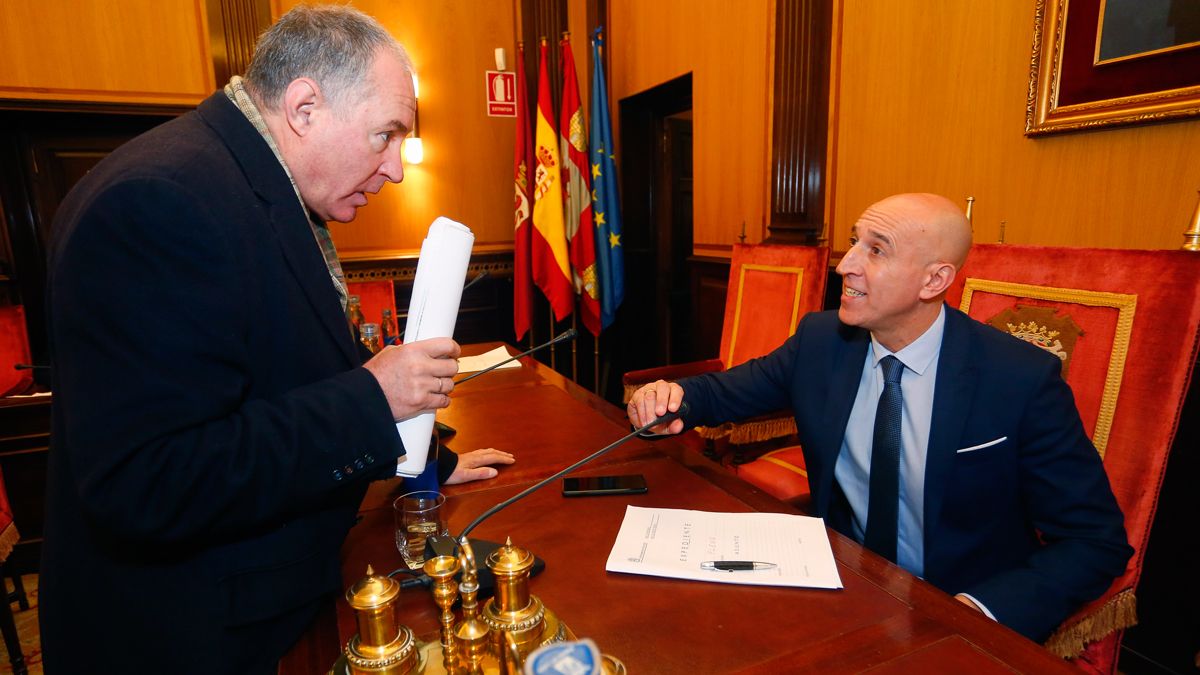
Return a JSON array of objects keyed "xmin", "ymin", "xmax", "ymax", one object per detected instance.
[
  {"xmin": 920, "ymin": 262, "xmax": 957, "ymax": 300},
  {"xmin": 280, "ymin": 78, "xmax": 321, "ymax": 137}
]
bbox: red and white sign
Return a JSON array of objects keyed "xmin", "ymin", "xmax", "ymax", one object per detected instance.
[{"xmin": 486, "ymin": 70, "xmax": 517, "ymax": 117}]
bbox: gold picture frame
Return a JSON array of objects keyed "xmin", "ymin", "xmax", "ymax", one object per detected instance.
[{"xmin": 1026, "ymin": 0, "xmax": 1200, "ymax": 136}]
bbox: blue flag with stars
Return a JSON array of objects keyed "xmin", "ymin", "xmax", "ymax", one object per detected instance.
[{"xmin": 590, "ymin": 28, "xmax": 624, "ymax": 329}]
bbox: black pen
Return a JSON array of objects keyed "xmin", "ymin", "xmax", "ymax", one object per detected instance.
[{"xmin": 700, "ymin": 561, "xmax": 777, "ymax": 572}]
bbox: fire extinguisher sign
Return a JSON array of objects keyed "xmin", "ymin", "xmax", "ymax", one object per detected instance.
[{"xmin": 485, "ymin": 71, "xmax": 517, "ymax": 117}]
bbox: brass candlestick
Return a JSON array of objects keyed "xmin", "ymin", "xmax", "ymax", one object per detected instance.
[{"xmin": 424, "ymin": 555, "xmax": 461, "ymax": 674}]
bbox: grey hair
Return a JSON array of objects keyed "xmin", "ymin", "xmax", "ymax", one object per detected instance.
[{"xmin": 244, "ymin": 4, "xmax": 412, "ymax": 111}]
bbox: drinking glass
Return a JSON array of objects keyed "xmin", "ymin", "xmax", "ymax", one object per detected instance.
[{"xmin": 394, "ymin": 490, "xmax": 448, "ymax": 570}]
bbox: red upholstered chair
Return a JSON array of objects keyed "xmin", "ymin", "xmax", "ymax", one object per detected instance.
[
  {"xmin": 734, "ymin": 445, "xmax": 811, "ymax": 510},
  {"xmin": 622, "ymin": 243, "xmax": 830, "ymax": 451},
  {"xmin": 943, "ymin": 244, "xmax": 1200, "ymax": 672},
  {"xmin": 1, "ymin": 306, "xmax": 34, "ymax": 398},
  {"xmin": 346, "ymin": 280, "xmax": 398, "ymax": 341}
]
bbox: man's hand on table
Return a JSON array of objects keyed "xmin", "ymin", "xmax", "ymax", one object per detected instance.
[{"xmin": 444, "ymin": 448, "xmax": 515, "ymax": 485}]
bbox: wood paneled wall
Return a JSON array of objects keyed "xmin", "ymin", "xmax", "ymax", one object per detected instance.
[
  {"xmin": 608, "ymin": 1, "xmax": 774, "ymax": 253},
  {"xmin": 0, "ymin": 0, "xmax": 214, "ymax": 105},
  {"xmin": 274, "ymin": 0, "xmax": 519, "ymax": 258},
  {"xmin": 13, "ymin": 2, "xmax": 1193, "ymax": 256},
  {"xmin": 829, "ymin": 0, "xmax": 1200, "ymax": 252}
]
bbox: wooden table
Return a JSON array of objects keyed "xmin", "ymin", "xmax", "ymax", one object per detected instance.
[{"xmin": 282, "ymin": 344, "xmax": 1073, "ymax": 674}]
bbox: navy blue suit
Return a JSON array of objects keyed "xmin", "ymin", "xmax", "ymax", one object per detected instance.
[
  {"xmin": 680, "ymin": 308, "xmax": 1131, "ymax": 642},
  {"xmin": 40, "ymin": 93, "xmax": 437, "ymax": 673}
]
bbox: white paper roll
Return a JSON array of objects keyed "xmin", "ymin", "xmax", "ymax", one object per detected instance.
[{"xmin": 395, "ymin": 217, "xmax": 475, "ymax": 476}]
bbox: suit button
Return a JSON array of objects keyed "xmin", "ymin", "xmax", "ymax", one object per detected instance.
[
  {"xmin": 344, "ymin": 464, "xmax": 354, "ymax": 475},
  {"xmin": 364, "ymin": 454, "xmax": 375, "ymax": 463},
  {"xmin": 332, "ymin": 469, "xmax": 344, "ymax": 481},
  {"xmin": 354, "ymin": 459, "xmax": 366, "ymax": 470}
]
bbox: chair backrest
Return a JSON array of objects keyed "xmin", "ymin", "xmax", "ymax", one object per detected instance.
[
  {"xmin": 946, "ymin": 244, "xmax": 1200, "ymax": 666},
  {"xmin": 0, "ymin": 306, "xmax": 34, "ymax": 397},
  {"xmin": 718, "ymin": 244, "xmax": 830, "ymax": 369},
  {"xmin": 346, "ymin": 280, "xmax": 398, "ymax": 334}
]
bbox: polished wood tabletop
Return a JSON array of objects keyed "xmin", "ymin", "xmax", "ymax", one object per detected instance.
[{"xmin": 281, "ymin": 343, "xmax": 1074, "ymax": 674}]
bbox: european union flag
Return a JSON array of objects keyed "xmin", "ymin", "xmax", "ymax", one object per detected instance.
[{"xmin": 590, "ymin": 28, "xmax": 625, "ymax": 330}]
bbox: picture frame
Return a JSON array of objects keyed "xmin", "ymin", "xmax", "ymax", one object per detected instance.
[{"xmin": 1025, "ymin": 0, "xmax": 1200, "ymax": 136}]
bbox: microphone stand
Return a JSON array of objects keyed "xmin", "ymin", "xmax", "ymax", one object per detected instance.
[
  {"xmin": 451, "ymin": 402, "xmax": 688, "ymax": 542},
  {"xmin": 430, "ymin": 329, "xmax": 579, "ymax": 444},
  {"xmin": 453, "ymin": 328, "xmax": 577, "ymax": 385}
]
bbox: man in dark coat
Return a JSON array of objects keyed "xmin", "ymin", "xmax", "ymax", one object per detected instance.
[{"xmin": 41, "ymin": 6, "xmax": 510, "ymax": 673}]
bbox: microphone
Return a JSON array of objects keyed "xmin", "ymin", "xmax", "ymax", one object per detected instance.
[
  {"xmin": 14, "ymin": 364, "xmax": 50, "ymax": 371},
  {"xmin": 408, "ymin": 402, "xmax": 690, "ymax": 592},
  {"xmin": 454, "ymin": 328, "xmax": 577, "ymax": 385},
  {"xmin": 462, "ymin": 269, "xmax": 489, "ymax": 292},
  {"xmin": 463, "ymin": 401, "xmax": 689, "ymax": 539}
]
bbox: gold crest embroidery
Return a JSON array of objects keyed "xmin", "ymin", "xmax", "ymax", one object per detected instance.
[{"xmin": 986, "ymin": 305, "xmax": 1084, "ymax": 378}]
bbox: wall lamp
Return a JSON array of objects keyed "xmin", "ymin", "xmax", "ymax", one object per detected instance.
[{"xmin": 404, "ymin": 72, "xmax": 424, "ymax": 165}]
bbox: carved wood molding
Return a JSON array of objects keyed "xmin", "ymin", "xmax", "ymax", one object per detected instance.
[
  {"xmin": 520, "ymin": 0, "xmax": 569, "ymax": 116},
  {"xmin": 768, "ymin": 0, "xmax": 831, "ymax": 244},
  {"xmin": 342, "ymin": 254, "xmax": 514, "ymax": 284},
  {"xmin": 206, "ymin": 0, "xmax": 273, "ymax": 84}
]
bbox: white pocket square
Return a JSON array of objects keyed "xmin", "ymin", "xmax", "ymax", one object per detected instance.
[{"xmin": 956, "ymin": 436, "xmax": 1008, "ymax": 454}]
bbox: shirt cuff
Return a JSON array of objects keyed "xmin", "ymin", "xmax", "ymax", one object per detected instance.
[{"xmin": 956, "ymin": 593, "xmax": 998, "ymax": 622}]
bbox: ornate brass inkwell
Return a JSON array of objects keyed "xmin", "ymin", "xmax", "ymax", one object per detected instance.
[{"xmin": 332, "ymin": 537, "xmax": 623, "ymax": 674}]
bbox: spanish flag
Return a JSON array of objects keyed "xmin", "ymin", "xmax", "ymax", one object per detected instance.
[{"xmin": 532, "ymin": 38, "xmax": 573, "ymax": 321}]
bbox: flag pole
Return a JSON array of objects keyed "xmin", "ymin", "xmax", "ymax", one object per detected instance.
[
  {"xmin": 594, "ymin": 334, "xmax": 601, "ymax": 395},
  {"xmin": 571, "ymin": 312, "xmax": 578, "ymax": 382},
  {"xmin": 548, "ymin": 307, "xmax": 557, "ymax": 370}
]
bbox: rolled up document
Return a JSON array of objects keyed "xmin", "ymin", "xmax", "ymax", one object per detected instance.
[{"xmin": 395, "ymin": 217, "xmax": 475, "ymax": 476}]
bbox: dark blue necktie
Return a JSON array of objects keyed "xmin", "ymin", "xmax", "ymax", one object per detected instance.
[{"xmin": 865, "ymin": 355, "xmax": 903, "ymax": 563}]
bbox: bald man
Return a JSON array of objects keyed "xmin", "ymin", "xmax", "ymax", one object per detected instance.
[{"xmin": 628, "ymin": 193, "xmax": 1130, "ymax": 643}]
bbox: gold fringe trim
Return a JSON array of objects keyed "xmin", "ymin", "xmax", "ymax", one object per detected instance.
[
  {"xmin": 696, "ymin": 424, "xmax": 731, "ymax": 440},
  {"xmin": 0, "ymin": 521, "xmax": 20, "ymax": 562},
  {"xmin": 670, "ymin": 417, "xmax": 798, "ymax": 443},
  {"xmin": 1045, "ymin": 588, "xmax": 1137, "ymax": 659},
  {"xmin": 728, "ymin": 417, "xmax": 797, "ymax": 445}
]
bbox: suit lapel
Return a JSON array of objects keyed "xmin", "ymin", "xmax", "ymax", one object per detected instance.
[
  {"xmin": 923, "ymin": 307, "xmax": 977, "ymax": 548},
  {"xmin": 196, "ymin": 94, "xmax": 359, "ymax": 367},
  {"xmin": 814, "ymin": 325, "xmax": 870, "ymax": 516}
]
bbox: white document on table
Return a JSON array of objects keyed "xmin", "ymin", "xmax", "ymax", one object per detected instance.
[
  {"xmin": 395, "ymin": 217, "xmax": 474, "ymax": 477},
  {"xmin": 605, "ymin": 506, "xmax": 843, "ymax": 589},
  {"xmin": 457, "ymin": 346, "xmax": 521, "ymax": 374}
]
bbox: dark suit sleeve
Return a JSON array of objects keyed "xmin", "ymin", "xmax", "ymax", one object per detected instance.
[
  {"xmin": 50, "ymin": 177, "xmax": 404, "ymax": 545},
  {"xmin": 678, "ymin": 315, "xmax": 806, "ymax": 427},
  {"xmin": 961, "ymin": 356, "xmax": 1132, "ymax": 641}
]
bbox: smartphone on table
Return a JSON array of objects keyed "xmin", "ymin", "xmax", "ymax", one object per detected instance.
[{"xmin": 561, "ymin": 474, "xmax": 648, "ymax": 497}]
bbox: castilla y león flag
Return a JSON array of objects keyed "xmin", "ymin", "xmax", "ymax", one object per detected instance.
[
  {"xmin": 560, "ymin": 34, "xmax": 600, "ymax": 336},
  {"xmin": 531, "ymin": 39, "xmax": 574, "ymax": 321}
]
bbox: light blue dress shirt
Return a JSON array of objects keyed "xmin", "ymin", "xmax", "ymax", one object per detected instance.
[{"xmin": 835, "ymin": 305, "xmax": 945, "ymax": 578}]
